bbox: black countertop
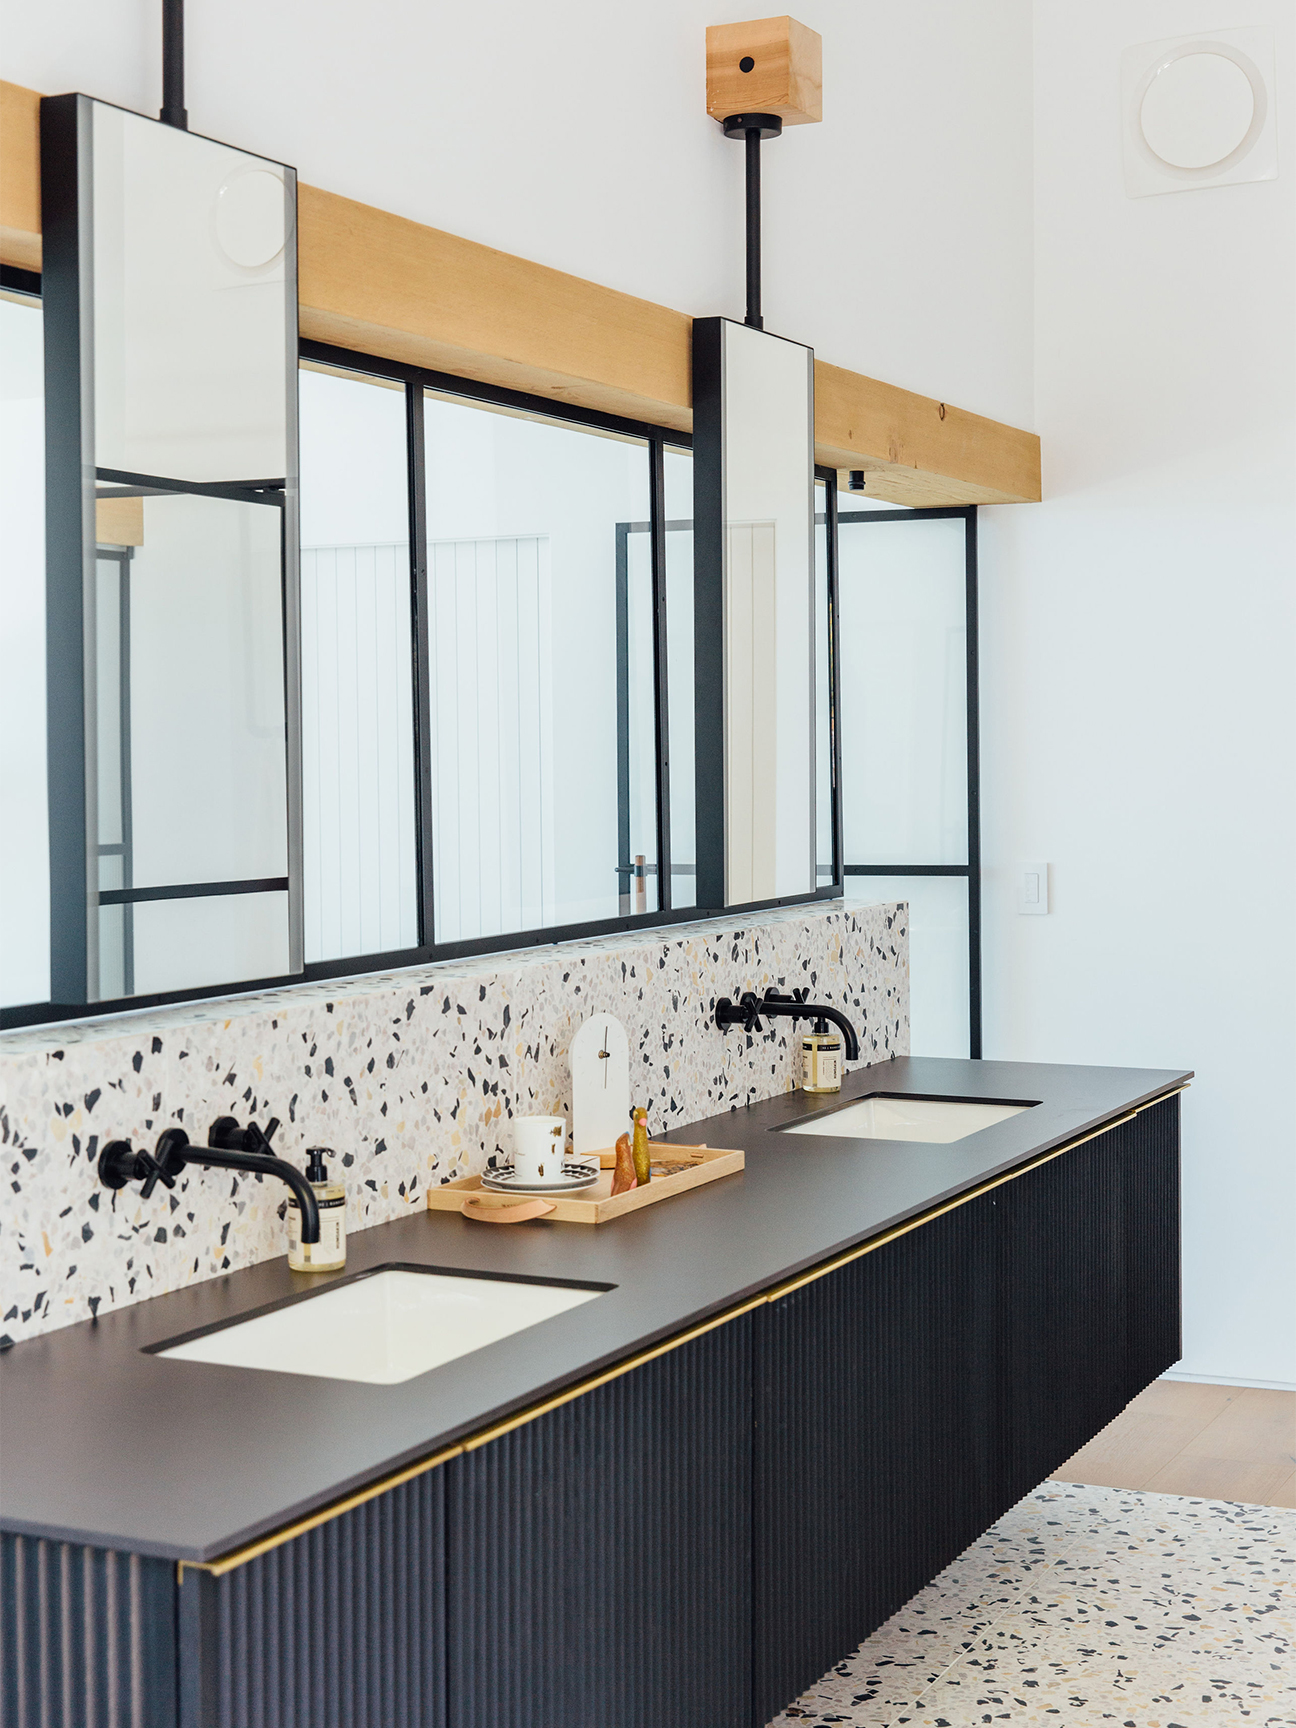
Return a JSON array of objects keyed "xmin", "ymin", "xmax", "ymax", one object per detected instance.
[{"xmin": 0, "ymin": 1056, "xmax": 1189, "ymax": 1561}]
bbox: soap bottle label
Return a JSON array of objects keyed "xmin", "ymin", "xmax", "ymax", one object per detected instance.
[
  {"xmin": 288, "ymin": 1191, "xmax": 346, "ymax": 1271},
  {"xmin": 802, "ymin": 1037, "xmax": 842, "ymax": 1094}
]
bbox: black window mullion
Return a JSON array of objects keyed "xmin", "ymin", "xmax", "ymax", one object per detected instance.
[
  {"xmin": 615, "ymin": 523, "xmax": 631, "ymax": 909},
  {"xmin": 965, "ymin": 509, "xmax": 982, "ymax": 1058},
  {"xmin": 405, "ymin": 380, "xmax": 436, "ymax": 949}
]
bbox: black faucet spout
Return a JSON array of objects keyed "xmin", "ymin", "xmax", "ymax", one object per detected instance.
[
  {"xmin": 98, "ymin": 1128, "xmax": 322, "ymax": 1243},
  {"xmin": 154, "ymin": 1129, "xmax": 321, "ymax": 1243},
  {"xmin": 762, "ymin": 991, "xmax": 860, "ymax": 1062},
  {"xmin": 713, "ymin": 987, "xmax": 860, "ymax": 1064}
]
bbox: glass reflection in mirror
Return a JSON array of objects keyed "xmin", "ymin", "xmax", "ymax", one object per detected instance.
[
  {"xmin": 40, "ymin": 93, "xmax": 300, "ymax": 1002},
  {"xmin": 692, "ymin": 318, "xmax": 817, "ymax": 906},
  {"xmin": 298, "ymin": 363, "xmax": 419, "ymax": 963},
  {"xmin": 423, "ymin": 391, "xmax": 655, "ymax": 940}
]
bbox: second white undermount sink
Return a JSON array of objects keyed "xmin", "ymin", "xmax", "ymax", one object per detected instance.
[
  {"xmin": 155, "ymin": 1266, "xmax": 608, "ymax": 1385},
  {"xmin": 780, "ymin": 1094, "xmax": 1034, "ymax": 1144}
]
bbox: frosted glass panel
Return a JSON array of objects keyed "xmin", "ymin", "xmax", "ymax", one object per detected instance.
[
  {"xmin": 299, "ymin": 366, "xmax": 418, "ymax": 961},
  {"xmin": 92, "ymin": 102, "xmax": 292, "ymax": 483},
  {"xmin": 423, "ymin": 392, "xmax": 652, "ymax": 939},
  {"xmin": 664, "ymin": 445, "xmax": 696, "ymax": 910},
  {"xmin": 853, "ymin": 877, "xmax": 970, "ymax": 1058},
  {"xmin": 838, "ymin": 516, "xmax": 967, "ymax": 864},
  {"xmin": 131, "ymin": 892, "xmax": 290, "ymax": 995},
  {"xmin": 0, "ymin": 291, "xmax": 48, "ymax": 1007},
  {"xmin": 721, "ymin": 322, "xmax": 814, "ymax": 901}
]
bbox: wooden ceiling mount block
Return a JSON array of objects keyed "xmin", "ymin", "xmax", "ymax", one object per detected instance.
[{"xmin": 706, "ymin": 16, "xmax": 822, "ymax": 126}]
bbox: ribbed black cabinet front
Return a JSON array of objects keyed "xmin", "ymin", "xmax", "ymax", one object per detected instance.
[
  {"xmin": 751, "ymin": 1097, "xmax": 1181, "ymax": 1727},
  {"xmin": 4, "ymin": 1102, "xmax": 1180, "ymax": 1728},
  {"xmin": 178, "ymin": 1468, "xmax": 447, "ymax": 1728},
  {"xmin": 445, "ymin": 1313, "xmax": 754, "ymax": 1728}
]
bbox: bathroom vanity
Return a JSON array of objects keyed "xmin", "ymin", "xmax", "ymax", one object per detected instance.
[{"xmin": 0, "ymin": 1056, "xmax": 1187, "ymax": 1728}]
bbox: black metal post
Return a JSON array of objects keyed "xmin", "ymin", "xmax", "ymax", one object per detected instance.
[
  {"xmin": 965, "ymin": 509, "xmax": 983, "ymax": 1059},
  {"xmin": 615, "ymin": 522, "xmax": 632, "ymax": 912},
  {"xmin": 161, "ymin": 0, "xmax": 188, "ymax": 129},
  {"xmin": 822, "ymin": 470, "xmax": 845, "ymax": 891},
  {"xmin": 722, "ymin": 113, "xmax": 781, "ymax": 332},
  {"xmin": 649, "ymin": 440, "xmax": 672, "ymax": 910},
  {"xmin": 745, "ymin": 128, "xmax": 762, "ymax": 330}
]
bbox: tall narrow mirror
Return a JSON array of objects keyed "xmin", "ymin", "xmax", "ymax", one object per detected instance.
[
  {"xmin": 40, "ymin": 94, "xmax": 300, "ymax": 1002},
  {"xmin": 692, "ymin": 317, "xmax": 817, "ymax": 907}
]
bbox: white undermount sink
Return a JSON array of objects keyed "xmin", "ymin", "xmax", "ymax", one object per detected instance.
[
  {"xmin": 156, "ymin": 1267, "xmax": 606, "ymax": 1385},
  {"xmin": 780, "ymin": 1094, "xmax": 1033, "ymax": 1144}
]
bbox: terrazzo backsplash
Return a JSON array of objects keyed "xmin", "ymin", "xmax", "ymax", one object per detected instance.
[{"xmin": 0, "ymin": 900, "xmax": 908, "ymax": 1347}]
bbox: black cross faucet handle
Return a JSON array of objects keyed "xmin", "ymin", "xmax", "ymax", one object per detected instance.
[
  {"xmin": 245, "ymin": 1117, "xmax": 280, "ymax": 1156},
  {"xmin": 208, "ymin": 1114, "xmax": 280, "ymax": 1156},
  {"xmin": 97, "ymin": 1139, "xmax": 176, "ymax": 1200}
]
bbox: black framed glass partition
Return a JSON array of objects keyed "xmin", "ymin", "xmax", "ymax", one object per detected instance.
[
  {"xmin": 2, "ymin": 309, "xmax": 846, "ymax": 1026},
  {"xmin": 835, "ymin": 505, "xmax": 981, "ymax": 1057},
  {"xmin": 38, "ymin": 93, "xmax": 301, "ymax": 1007}
]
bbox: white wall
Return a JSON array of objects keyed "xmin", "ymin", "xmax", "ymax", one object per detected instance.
[
  {"xmin": 979, "ymin": 1, "xmax": 1296, "ymax": 1387},
  {"xmin": 9, "ymin": 0, "xmax": 1291, "ymax": 1387},
  {"xmin": 0, "ymin": 0, "xmax": 1035, "ymax": 428}
]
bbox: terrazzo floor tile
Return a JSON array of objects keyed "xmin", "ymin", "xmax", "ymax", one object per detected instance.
[{"xmin": 765, "ymin": 1484, "xmax": 1296, "ymax": 1728}]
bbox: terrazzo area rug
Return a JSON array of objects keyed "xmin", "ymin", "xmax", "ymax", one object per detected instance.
[{"xmin": 768, "ymin": 1482, "xmax": 1295, "ymax": 1727}]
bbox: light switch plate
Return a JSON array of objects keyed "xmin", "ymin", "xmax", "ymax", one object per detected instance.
[{"xmin": 1018, "ymin": 862, "xmax": 1049, "ymax": 916}]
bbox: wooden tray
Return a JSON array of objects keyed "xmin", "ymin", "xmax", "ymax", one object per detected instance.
[{"xmin": 426, "ymin": 1143, "xmax": 744, "ymax": 1225}]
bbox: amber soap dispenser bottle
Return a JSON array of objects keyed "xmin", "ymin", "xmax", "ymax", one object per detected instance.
[
  {"xmin": 801, "ymin": 1017, "xmax": 844, "ymax": 1094},
  {"xmin": 288, "ymin": 1147, "xmax": 347, "ymax": 1272}
]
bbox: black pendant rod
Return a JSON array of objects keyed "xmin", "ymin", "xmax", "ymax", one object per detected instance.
[
  {"xmin": 161, "ymin": 0, "xmax": 188, "ymax": 129},
  {"xmin": 722, "ymin": 113, "xmax": 782, "ymax": 332},
  {"xmin": 745, "ymin": 126, "xmax": 762, "ymax": 330}
]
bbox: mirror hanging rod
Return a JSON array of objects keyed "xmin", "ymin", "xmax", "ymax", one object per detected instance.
[
  {"xmin": 161, "ymin": 0, "xmax": 188, "ymax": 129},
  {"xmin": 723, "ymin": 113, "xmax": 782, "ymax": 331},
  {"xmin": 745, "ymin": 126, "xmax": 762, "ymax": 329}
]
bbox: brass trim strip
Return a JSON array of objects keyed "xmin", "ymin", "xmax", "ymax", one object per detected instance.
[
  {"xmin": 180, "ymin": 1440, "xmax": 465, "ymax": 1581},
  {"xmin": 459, "ymin": 1293, "xmax": 770, "ymax": 1453},
  {"xmin": 178, "ymin": 1087, "xmax": 1184, "ymax": 1581}
]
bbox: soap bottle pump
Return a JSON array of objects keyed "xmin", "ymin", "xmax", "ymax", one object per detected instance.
[
  {"xmin": 801, "ymin": 1017, "xmax": 844, "ymax": 1095},
  {"xmin": 287, "ymin": 1147, "xmax": 347, "ymax": 1272}
]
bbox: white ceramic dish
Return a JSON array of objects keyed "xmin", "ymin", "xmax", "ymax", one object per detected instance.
[{"xmin": 480, "ymin": 1161, "xmax": 600, "ymax": 1194}]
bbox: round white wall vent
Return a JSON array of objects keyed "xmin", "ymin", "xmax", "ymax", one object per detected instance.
[{"xmin": 1121, "ymin": 29, "xmax": 1277, "ymax": 198}]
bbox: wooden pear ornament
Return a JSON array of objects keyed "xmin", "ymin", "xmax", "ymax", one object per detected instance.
[{"xmin": 611, "ymin": 1131, "xmax": 637, "ymax": 1196}]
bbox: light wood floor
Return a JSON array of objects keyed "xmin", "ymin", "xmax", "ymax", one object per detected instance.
[{"xmin": 1053, "ymin": 1377, "xmax": 1296, "ymax": 1508}]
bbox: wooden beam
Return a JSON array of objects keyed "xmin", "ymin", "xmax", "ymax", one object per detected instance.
[
  {"xmin": 816, "ymin": 360, "xmax": 1042, "ymax": 508},
  {"xmin": 0, "ymin": 79, "xmax": 1041, "ymax": 506},
  {"xmin": 0, "ymin": 80, "xmax": 41, "ymax": 271},
  {"xmin": 297, "ymin": 183, "xmax": 693, "ymax": 435}
]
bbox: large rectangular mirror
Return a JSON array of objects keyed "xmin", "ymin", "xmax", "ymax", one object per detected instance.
[
  {"xmin": 40, "ymin": 94, "xmax": 300, "ymax": 1003},
  {"xmin": 691, "ymin": 318, "xmax": 817, "ymax": 907}
]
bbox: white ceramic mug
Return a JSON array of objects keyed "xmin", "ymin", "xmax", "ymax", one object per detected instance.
[{"xmin": 513, "ymin": 1115, "xmax": 566, "ymax": 1186}]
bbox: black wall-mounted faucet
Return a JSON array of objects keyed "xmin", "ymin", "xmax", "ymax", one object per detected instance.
[
  {"xmin": 715, "ymin": 987, "xmax": 860, "ymax": 1063},
  {"xmin": 98, "ymin": 1122, "xmax": 321, "ymax": 1243}
]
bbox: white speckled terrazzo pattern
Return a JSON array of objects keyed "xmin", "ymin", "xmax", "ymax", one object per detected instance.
[
  {"xmin": 768, "ymin": 1482, "xmax": 1296, "ymax": 1727},
  {"xmin": 0, "ymin": 900, "xmax": 907, "ymax": 1346}
]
